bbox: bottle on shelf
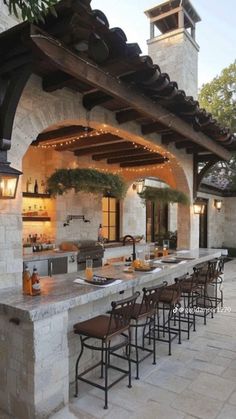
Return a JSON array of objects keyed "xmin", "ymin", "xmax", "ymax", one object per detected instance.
[
  {"xmin": 34, "ymin": 180, "xmax": 39, "ymax": 194},
  {"xmin": 30, "ymin": 266, "xmax": 41, "ymax": 296},
  {"xmin": 40, "ymin": 179, "xmax": 46, "ymax": 194},
  {"xmin": 22, "ymin": 265, "xmax": 32, "ymax": 295},
  {"xmin": 26, "ymin": 177, "xmax": 33, "ymax": 193},
  {"xmin": 98, "ymin": 224, "xmax": 103, "ymax": 242}
]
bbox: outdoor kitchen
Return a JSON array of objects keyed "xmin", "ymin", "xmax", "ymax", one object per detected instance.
[{"xmin": 0, "ymin": 0, "xmax": 235, "ymax": 418}]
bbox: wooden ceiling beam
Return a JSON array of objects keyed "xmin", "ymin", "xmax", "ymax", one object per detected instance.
[
  {"xmin": 161, "ymin": 133, "xmax": 186, "ymax": 145},
  {"xmin": 42, "ymin": 71, "xmax": 91, "ymax": 92},
  {"xmin": 116, "ymin": 109, "xmax": 142, "ymax": 124},
  {"xmin": 35, "ymin": 125, "xmax": 91, "ymax": 144},
  {"xmin": 56, "ymin": 134, "xmax": 125, "ymax": 152},
  {"xmin": 196, "ymin": 154, "xmax": 217, "ymax": 163},
  {"xmin": 141, "ymin": 122, "xmax": 172, "ymax": 135},
  {"xmin": 92, "ymin": 147, "xmax": 150, "ymax": 160},
  {"xmin": 175, "ymin": 141, "xmax": 194, "ymax": 149},
  {"xmin": 31, "ymin": 27, "xmax": 231, "ymax": 161},
  {"xmin": 74, "ymin": 141, "xmax": 132, "ymax": 157},
  {"xmin": 83, "ymin": 91, "xmax": 113, "ymax": 110},
  {"xmin": 107, "ymin": 153, "xmax": 160, "ymax": 164},
  {"xmin": 120, "ymin": 157, "xmax": 166, "ymax": 167},
  {"xmin": 186, "ymin": 146, "xmax": 206, "ymax": 154}
]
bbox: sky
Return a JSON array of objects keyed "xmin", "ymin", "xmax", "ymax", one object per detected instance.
[{"xmin": 91, "ymin": 0, "xmax": 236, "ymax": 88}]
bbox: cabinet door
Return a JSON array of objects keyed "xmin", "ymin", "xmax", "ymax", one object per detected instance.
[
  {"xmin": 49, "ymin": 257, "xmax": 68, "ymax": 275},
  {"xmin": 24, "ymin": 260, "xmax": 49, "ymax": 277}
]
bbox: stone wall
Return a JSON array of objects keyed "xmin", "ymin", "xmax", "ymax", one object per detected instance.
[
  {"xmin": 147, "ymin": 28, "xmax": 199, "ymax": 98},
  {"xmin": 198, "ymin": 193, "xmax": 225, "ymax": 248},
  {"xmin": 0, "ymin": 310, "xmax": 69, "ymax": 419},
  {"xmin": 0, "ymin": 68, "xmax": 194, "ymax": 288},
  {"xmin": 222, "ymin": 197, "xmax": 236, "ymax": 248},
  {"xmin": 122, "ymin": 184, "xmax": 146, "ymax": 239},
  {"xmin": 0, "ymin": 2, "xmax": 19, "ymax": 33}
]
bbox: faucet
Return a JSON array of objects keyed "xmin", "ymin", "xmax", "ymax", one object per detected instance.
[{"xmin": 123, "ymin": 235, "xmax": 136, "ymax": 261}]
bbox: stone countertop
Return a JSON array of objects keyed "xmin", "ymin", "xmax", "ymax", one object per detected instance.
[
  {"xmin": 0, "ymin": 249, "xmax": 222, "ymax": 322},
  {"xmin": 23, "ymin": 249, "xmax": 77, "ymax": 262}
]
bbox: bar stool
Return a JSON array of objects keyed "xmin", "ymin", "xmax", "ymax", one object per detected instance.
[
  {"xmin": 211, "ymin": 256, "xmax": 225, "ymax": 309},
  {"xmin": 129, "ymin": 282, "xmax": 167, "ymax": 379},
  {"xmin": 73, "ymin": 292, "xmax": 139, "ymax": 409},
  {"xmin": 147, "ymin": 281, "xmax": 182, "ymax": 356},
  {"xmin": 193, "ymin": 260, "xmax": 217, "ymax": 324},
  {"xmin": 173, "ymin": 272, "xmax": 199, "ymax": 339}
]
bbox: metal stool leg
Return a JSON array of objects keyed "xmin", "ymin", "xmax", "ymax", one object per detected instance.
[
  {"xmin": 100, "ymin": 341, "xmax": 104, "ymax": 378},
  {"xmin": 153, "ymin": 314, "xmax": 156, "ymax": 365},
  {"xmin": 74, "ymin": 335, "xmax": 84, "ymax": 397},
  {"xmin": 128, "ymin": 329, "xmax": 132, "ymax": 389},
  {"xmin": 104, "ymin": 342, "xmax": 109, "ymax": 409},
  {"xmin": 135, "ymin": 323, "xmax": 139, "ymax": 379}
]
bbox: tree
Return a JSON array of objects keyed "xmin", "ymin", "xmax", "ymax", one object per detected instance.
[
  {"xmin": 199, "ymin": 61, "xmax": 236, "ymax": 132},
  {"xmin": 199, "ymin": 62, "xmax": 236, "ymax": 190},
  {"xmin": 3, "ymin": 0, "xmax": 59, "ymax": 22}
]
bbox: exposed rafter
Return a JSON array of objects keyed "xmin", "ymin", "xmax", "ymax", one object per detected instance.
[
  {"xmin": 141, "ymin": 121, "xmax": 171, "ymax": 135},
  {"xmin": 30, "ymin": 26, "xmax": 231, "ymax": 161},
  {"xmin": 120, "ymin": 157, "xmax": 166, "ymax": 167},
  {"xmin": 107, "ymin": 153, "xmax": 163, "ymax": 164},
  {"xmin": 0, "ymin": 63, "xmax": 32, "ymax": 151},
  {"xmin": 116, "ymin": 109, "xmax": 143, "ymax": 124},
  {"xmin": 74, "ymin": 142, "xmax": 133, "ymax": 157},
  {"xmin": 92, "ymin": 146, "xmax": 150, "ymax": 160}
]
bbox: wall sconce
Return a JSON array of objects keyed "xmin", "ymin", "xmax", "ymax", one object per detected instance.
[
  {"xmin": 132, "ymin": 180, "xmax": 144, "ymax": 194},
  {"xmin": 0, "ymin": 154, "xmax": 22, "ymax": 199},
  {"xmin": 214, "ymin": 199, "xmax": 222, "ymax": 212},
  {"xmin": 193, "ymin": 200, "xmax": 205, "ymax": 215}
]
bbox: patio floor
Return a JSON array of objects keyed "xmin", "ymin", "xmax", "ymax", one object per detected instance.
[
  {"xmin": 1, "ymin": 259, "xmax": 236, "ymax": 419},
  {"xmin": 51, "ymin": 259, "xmax": 236, "ymax": 419}
]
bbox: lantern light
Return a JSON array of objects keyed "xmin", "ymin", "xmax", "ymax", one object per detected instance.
[
  {"xmin": 214, "ymin": 199, "xmax": 222, "ymax": 212},
  {"xmin": 193, "ymin": 200, "xmax": 205, "ymax": 215},
  {"xmin": 132, "ymin": 180, "xmax": 144, "ymax": 194},
  {"xmin": 0, "ymin": 154, "xmax": 22, "ymax": 199}
]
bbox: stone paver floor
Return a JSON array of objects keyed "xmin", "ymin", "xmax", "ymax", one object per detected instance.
[
  {"xmin": 51, "ymin": 259, "xmax": 236, "ymax": 419},
  {"xmin": 1, "ymin": 259, "xmax": 236, "ymax": 419}
]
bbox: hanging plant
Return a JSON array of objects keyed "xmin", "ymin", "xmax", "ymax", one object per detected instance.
[
  {"xmin": 138, "ymin": 186, "xmax": 190, "ymax": 205},
  {"xmin": 46, "ymin": 168, "xmax": 126, "ymax": 199}
]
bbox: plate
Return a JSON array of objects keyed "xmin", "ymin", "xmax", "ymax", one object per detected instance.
[
  {"xmin": 160, "ymin": 258, "xmax": 179, "ymax": 264},
  {"xmin": 135, "ymin": 266, "xmax": 156, "ymax": 272},
  {"xmin": 123, "ymin": 267, "xmax": 135, "ymax": 273},
  {"xmin": 85, "ymin": 276, "xmax": 116, "ymax": 285}
]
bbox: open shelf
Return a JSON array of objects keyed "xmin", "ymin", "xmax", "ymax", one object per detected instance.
[
  {"xmin": 22, "ymin": 192, "xmax": 51, "ymax": 198},
  {"xmin": 22, "ymin": 216, "xmax": 51, "ymax": 222}
]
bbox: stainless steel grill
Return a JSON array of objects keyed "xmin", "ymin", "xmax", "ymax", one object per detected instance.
[{"xmin": 74, "ymin": 240, "xmax": 104, "ymax": 271}]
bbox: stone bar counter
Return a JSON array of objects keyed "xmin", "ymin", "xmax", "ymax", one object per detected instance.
[{"xmin": 0, "ymin": 249, "xmax": 222, "ymax": 419}]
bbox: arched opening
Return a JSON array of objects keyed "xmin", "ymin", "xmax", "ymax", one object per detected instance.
[{"xmin": 0, "ymin": 77, "xmax": 196, "ymax": 287}]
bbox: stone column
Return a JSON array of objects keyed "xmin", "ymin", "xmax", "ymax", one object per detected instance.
[{"xmin": 0, "ymin": 310, "xmax": 69, "ymax": 419}]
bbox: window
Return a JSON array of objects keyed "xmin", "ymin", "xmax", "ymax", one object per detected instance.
[
  {"xmin": 146, "ymin": 201, "xmax": 168, "ymax": 242},
  {"xmin": 102, "ymin": 197, "xmax": 119, "ymax": 242}
]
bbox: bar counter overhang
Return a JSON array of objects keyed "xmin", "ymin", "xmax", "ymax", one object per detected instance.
[{"xmin": 0, "ymin": 248, "xmax": 222, "ymax": 419}]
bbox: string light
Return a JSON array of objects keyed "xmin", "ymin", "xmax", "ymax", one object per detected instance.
[{"xmin": 37, "ymin": 129, "xmax": 110, "ymax": 149}]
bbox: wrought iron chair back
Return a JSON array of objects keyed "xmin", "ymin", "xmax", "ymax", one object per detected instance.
[
  {"xmin": 139, "ymin": 282, "xmax": 168, "ymax": 315},
  {"xmin": 107, "ymin": 291, "xmax": 140, "ymax": 337}
]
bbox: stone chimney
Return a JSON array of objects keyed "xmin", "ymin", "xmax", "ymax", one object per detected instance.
[{"xmin": 145, "ymin": 0, "xmax": 201, "ymax": 98}]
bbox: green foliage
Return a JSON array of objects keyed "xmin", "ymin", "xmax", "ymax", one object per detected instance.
[
  {"xmin": 3, "ymin": 0, "xmax": 59, "ymax": 22},
  {"xmin": 199, "ymin": 61, "xmax": 236, "ymax": 132},
  {"xmin": 138, "ymin": 186, "xmax": 189, "ymax": 205},
  {"xmin": 46, "ymin": 168, "xmax": 126, "ymax": 199}
]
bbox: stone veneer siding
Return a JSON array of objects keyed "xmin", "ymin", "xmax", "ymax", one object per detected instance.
[
  {"xmin": 0, "ymin": 5, "xmax": 201, "ymax": 288},
  {"xmin": 0, "ymin": 73, "xmax": 198, "ymax": 288},
  {"xmin": 147, "ymin": 28, "xmax": 199, "ymax": 99}
]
